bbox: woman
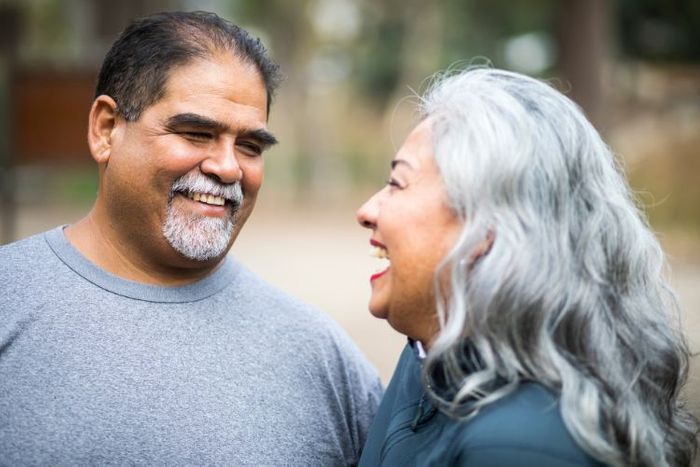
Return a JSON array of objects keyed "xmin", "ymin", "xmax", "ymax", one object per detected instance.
[{"xmin": 356, "ymin": 68, "xmax": 697, "ymax": 466}]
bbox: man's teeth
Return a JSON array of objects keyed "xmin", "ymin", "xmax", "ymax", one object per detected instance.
[
  {"xmin": 370, "ymin": 246, "xmax": 389, "ymax": 260},
  {"xmin": 186, "ymin": 191, "xmax": 226, "ymax": 206}
]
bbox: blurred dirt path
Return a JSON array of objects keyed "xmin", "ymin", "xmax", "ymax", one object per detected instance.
[
  {"xmin": 670, "ymin": 263, "xmax": 700, "ymax": 418},
  {"xmin": 9, "ymin": 201, "xmax": 700, "ymax": 407}
]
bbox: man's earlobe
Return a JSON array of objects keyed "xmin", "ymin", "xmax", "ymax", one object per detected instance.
[{"xmin": 87, "ymin": 95, "xmax": 119, "ymax": 164}]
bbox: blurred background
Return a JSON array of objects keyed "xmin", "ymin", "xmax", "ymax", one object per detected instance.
[{"xmin": 0, "ymin": 0, "xmax": 698, "ymax": 412}]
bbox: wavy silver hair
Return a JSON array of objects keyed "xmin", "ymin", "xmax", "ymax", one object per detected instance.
[{"xmin": 419, "ymin": 67, "xmax": 697, "ymax": 466}]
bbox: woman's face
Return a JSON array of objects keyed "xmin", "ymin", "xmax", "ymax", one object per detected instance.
[{"xmin": 356, "ymin": 119, "xmax": 463, "ymax": 345}]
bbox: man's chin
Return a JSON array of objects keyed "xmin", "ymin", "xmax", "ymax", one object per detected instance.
[
  {"xmin": 162, "ymin": 216, "xmax": 235, "ymax": 263},
  {"xmin": 169, "ymin": 232, "xmax": 233, "ymax": 262}
]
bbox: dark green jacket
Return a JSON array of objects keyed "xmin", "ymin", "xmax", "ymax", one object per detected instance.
[{"xmin": 359, "ymin": 342, "xmax": 605, "ymax": 466}]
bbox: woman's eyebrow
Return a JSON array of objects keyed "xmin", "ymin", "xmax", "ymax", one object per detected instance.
[{"xmin": 391, "ymin": 159, "xmax": 413, "ymax": 170}]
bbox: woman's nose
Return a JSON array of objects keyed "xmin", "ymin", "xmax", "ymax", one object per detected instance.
[{"xmin": 356, "ymin": 191, "xmax": 381, "ymax": 229}]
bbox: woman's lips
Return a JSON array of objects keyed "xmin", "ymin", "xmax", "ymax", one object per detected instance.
[
  {"xmin": 370, "ymin": 268, "xmax": 389, "ymax": 282},
  {"xmin": 370, "ymin": 239, "xmax": 386, "ymax": 249}
]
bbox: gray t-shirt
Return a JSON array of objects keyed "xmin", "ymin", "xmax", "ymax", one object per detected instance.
[{"xmin": 0, "ymin": 227, "xmax": 383, "ymax": 465}]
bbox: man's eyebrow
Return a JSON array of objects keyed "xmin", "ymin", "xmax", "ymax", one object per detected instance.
[
  {"xmin": 391, "ymin": 159, "xmax": 413, "ymax": 170},
  {"xmin": 240, "ymin": 128, "xmax": 278, "ymax": 147},
  {"xmin": 164, "ymin": 113, "xmax": 228, "ymax": 132},
  {"xmin": 164, "ymin": 113, "xmax": 277, "ymax": 147}
]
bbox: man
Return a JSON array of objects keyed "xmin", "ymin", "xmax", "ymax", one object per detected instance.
[{"xmin": 0, "ymin": 11, "xmax": 382, "ymax": 465}]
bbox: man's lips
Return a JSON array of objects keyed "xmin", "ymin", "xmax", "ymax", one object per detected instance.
[{"xmin": 175, "ymin": 191, "xmax": 238, "ymax": 217}]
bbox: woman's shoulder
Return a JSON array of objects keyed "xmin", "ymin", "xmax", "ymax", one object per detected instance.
[{"xmin": 439, "ymin": 382, "xmax": 604, "ymax": 466}]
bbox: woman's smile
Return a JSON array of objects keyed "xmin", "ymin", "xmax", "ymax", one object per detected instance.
[{"xmin": 369, "ymin": 240, "xmax": 390, "ymax": 282}]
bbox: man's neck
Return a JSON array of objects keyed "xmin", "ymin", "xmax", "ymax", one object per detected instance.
[{"xmin": 65, "ymin": 207, "xmax": 220, "ymax": 286}]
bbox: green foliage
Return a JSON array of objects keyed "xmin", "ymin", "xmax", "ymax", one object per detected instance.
[
  {"xmin": 353, "ymin": 14, "xmax": 404, "ymax": 108},
  {"xmin": 344, "ymin": 148, "xmax": 387, "ymax": 187},
  {"xmin": 53, "ymin": 169, "xmax": 98, "ymax": 204},
  {"xmin": 440, "ymin": 0, "xmax": 556, "ymax": 69}
]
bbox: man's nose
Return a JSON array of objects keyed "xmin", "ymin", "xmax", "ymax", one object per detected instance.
[{"xmin": 199, "ymin": 142, "xmax": 243, "ymax": 184}]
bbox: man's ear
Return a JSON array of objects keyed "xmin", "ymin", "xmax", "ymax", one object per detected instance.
[{"xmin": 87, "ymin": 95, "xmax": 120, "ymax": 164}]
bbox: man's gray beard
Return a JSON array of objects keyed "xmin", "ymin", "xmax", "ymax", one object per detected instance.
[
  {"xmin": 161, "ymin": 171, "xmax": 243, "ymax": 261},
  {"xmin": 162, "ymin": 202, "xmax": 235, "ymax": 261}
]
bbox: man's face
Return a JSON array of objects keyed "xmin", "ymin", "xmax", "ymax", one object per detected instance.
[{"xmin": 99, "ymin": 52, "xmax": 273, "ymax": 268}]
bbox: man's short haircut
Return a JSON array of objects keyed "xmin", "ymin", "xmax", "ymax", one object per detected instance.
[{"xmin": 95, "ymin": 11, "xmax": 282, "ymax": 121}]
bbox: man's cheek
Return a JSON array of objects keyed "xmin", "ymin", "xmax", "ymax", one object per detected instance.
[{"xmin": 243, "ymin": 166, "xmax": 264, "ymax": 195}]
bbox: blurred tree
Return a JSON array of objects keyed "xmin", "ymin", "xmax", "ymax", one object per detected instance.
[
  {"xmin": 234, "ymin": 0, "xmax": 332, "ymax": 198},
  {"xmin": 556, "ymin": 0, "xmax": 609, "ymax": 128},
  {"xmin": 442, "ymin": 0, "xmax": 556, "ymax": 67},
  {"xmin": 353, "ymin": 0, "xmax": 406, "ymax": 108},
  {"xmin": 617, "ymin": 0, "xmax": 700, "ymax": 62},
  {"xmin": 95, "ymin": 0, "xmax": 184, "ymax": 41},
  {"xmin": 0, "ymin": 3, "xmax": 22, "ymax": 243},
  {"xmin": 352, "ymin": 0, "xmax": 560, "ymax": 112}
]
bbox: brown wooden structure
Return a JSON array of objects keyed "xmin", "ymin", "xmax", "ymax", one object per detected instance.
[{"xmin": 12, "ymin": 69, "xmax": 96, "ymax": 166}]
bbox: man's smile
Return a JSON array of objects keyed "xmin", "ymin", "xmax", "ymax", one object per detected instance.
[
  {"xmin": 184, "ymin": 190, "xmax": 227, "ymax": 206},
  {"xmin": 173, "ymin": 190, "xmax": 237, "ymax": 219}
]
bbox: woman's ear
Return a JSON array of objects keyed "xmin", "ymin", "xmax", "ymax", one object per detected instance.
[
  {"xmin": 87, "ymin": 95, "xmax": 119, "ymax": 164},
  {"xmin": 469, "ymin": 229, "xmax": 495, "ymax": 267}
]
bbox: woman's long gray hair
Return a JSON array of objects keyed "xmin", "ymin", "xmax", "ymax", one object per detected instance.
[{"xmin": 421, "ymin": 67, "xmax": 698, "ymax": 466}]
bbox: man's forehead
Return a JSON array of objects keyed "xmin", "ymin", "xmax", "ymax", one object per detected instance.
[
  {"xmin": 146, "ymin": 55, "xmax": 268, "ymax": 121},
  {"xmin": 155, "ymin": 53, "xmax": 262, "ymax": 95},
  {"xmin": 165, "ymin": 53, "xmax": 263, "ymax": 90}
]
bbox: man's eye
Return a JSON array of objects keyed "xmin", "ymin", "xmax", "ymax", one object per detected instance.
[
  {"xmin": 237, "ymin": 142, "xmax": 263, "ymax": 156},
  {"xmin": 182, "ymin": 131, "xmax": 213, "ymax": 141}
]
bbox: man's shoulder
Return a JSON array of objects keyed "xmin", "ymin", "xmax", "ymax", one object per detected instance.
[
  {"xmin": 0, "ymin": 229, "xmax": 55, "ymax": 273},
  {"xmin": 0, "ymin": 229, "xmax": 63, "ymax": 324},
  {"xmin": 227, "ymin": 261, "xmax": 381, "ymax": 379},
  {"xmin": 0, "ymin": 229, "xmax": 49, "ymax": 252},
  {"xmin": 227, "ymin": 262, "xmax": 336, "ymax": 326}
]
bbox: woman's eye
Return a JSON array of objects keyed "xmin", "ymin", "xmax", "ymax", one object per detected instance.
[{"xmin": 386, "ymin": 178, "xmax": 402, "ymax": 189}]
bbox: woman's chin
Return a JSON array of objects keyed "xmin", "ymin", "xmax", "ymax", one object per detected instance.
[{"xmin": 368, "ymin": 302, "xmax": 389, "ymax": 320}]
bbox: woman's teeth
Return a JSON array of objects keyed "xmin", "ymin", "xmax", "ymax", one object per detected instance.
[
  {"xmin": 186, "ymin": 191, "xmax": 226, "ymax": 206},
  {"xmin": 370, "ymin": 246, "xmax": 389, "ymax": 259},
  {"xmin": 370, "ymin": 246, "xmax": 390, "ymax": 273}
]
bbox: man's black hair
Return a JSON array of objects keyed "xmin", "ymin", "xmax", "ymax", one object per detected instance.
[{"xmin": 95, "ymin": 11, "xmax": 282, "ymax": 120}]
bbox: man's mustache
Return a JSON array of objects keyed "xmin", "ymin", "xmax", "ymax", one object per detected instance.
[{"xmin": 170, "ymin": 172, "xmax": 243, "ymax": 207}]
